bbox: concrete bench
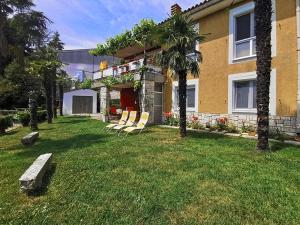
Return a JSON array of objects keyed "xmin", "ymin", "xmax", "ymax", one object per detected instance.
[
  {"xmin": 21, "ymin": 132, "xmax": 39, "ymax": 145},
  {"xmin": 19, "ymin": 153, "xmax": 53, "ymax": 193}
]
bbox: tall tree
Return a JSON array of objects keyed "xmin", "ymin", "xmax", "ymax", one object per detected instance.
[
  {"xmin": 29, "ymin": 90, "xmax": 38, "ymax": 131},
  {"xmin": 48, "ymin": 32, "xmax": 64, "ymax": 118},
  {"xmin": 255, "ymin": 0, "xmax": 273, "ymax": 151},
  {"xmin": 0, "ymin": 0, "xmax": 50, "ymax": 109},
  {"xmin": 156, "ymin": 14, "xmax": 203, "ymax": 137},
  {"xmin": 27, "ymin": 46, "xmax": 62, "ymax": 123},
  {"xmin": 57, "ymin": 70, "xmax": 71, "ymax": 116}
]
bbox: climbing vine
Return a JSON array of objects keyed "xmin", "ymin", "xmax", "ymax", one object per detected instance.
[{"xmin": 101, "ymin": 72, "xmax": 141, "ymax": 91}]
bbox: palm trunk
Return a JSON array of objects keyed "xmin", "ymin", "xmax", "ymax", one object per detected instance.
[
  {"xmin": 255, "ymin": 0, "xmax": 272, "ymax": 151},
  {"xmin": 44, "ymin": 74, "xmax": 53, "ymax": 123},
  {"xmin": 52, "ymin": 71, "xmax": 57, "ymax": 118},
  {"xmin": 29, "ymin": 91, "xmax": 38, "ymax": 131},
  {"xmin": 178, "ymin": 70, "xmax": 187, "ymax": 137},
  {"xmin": 59, "ymin": 83, "xmax": 63, "ymax": 116}
]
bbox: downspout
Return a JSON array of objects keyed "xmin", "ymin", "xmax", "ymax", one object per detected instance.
[{"xmin": 296, "ymin": 0, "xmax": 300, "ymax": 132}]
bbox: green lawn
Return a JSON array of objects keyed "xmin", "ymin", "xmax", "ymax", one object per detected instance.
[{"xmin": 0, "ymin": 116, "xmax": 299, "ymax": 225}]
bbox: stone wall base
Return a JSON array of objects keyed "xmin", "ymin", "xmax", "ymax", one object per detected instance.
[{"xmin": 171, "ymin": 112, "xmax": 297, "ymax": 134}]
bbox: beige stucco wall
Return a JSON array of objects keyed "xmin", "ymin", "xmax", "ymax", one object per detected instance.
[{"xmin": 164, "ymin": 0, "xmax": 298, "ymax": 117}]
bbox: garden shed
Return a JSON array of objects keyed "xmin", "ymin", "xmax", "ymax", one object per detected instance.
[{"xmin": 63, "ymin": 89, "xmax": 97, "ymax": 115}]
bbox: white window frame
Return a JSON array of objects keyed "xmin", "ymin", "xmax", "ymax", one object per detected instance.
[
  {"xmin": 234, "ymin": 12, "xmax": 256, "ymax": 60},
  {"xmin": 172, "ymin": 79, "xmax": 199, "ymax": 112},
  {"xmin": 228, "ymin": 1, "xmax": 276, "ymax": 64},
  {"xmin": 233, "ymin": 80, "xmax": 257, "ymax": 112},
  {"xmin": 228, "ymin": 70, "xmax": 277, "ymax": 115}
]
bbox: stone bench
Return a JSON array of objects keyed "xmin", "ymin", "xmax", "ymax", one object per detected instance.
[
  {"xmin": 21, "ymin": 132, "xmax": 39, "ymax": 145},
  {"xmin": 19, "ymin": 153, "xmax": 53, "ymax": 193}
]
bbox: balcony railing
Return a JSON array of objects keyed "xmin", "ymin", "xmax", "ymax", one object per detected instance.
[{"xmin": 93, "ymin": 58, "xmax": 162, "ymax": 80}]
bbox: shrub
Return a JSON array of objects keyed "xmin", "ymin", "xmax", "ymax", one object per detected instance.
[
  {"xmin": 241, "ymin": 121, "xmax": 256, "ymax": 133},
  {"xmin": 225, "ymin": 123, "xmax": 239, "ymax": 133},
  {"xmin": 37, "ymin": 110, "xmax": 47, "ymax": 122},
  {"xmin": 188, "ymin": 115, "xmax": 204, "ymax": 130},
  {"xmin": 0, "ymin": 115, "xmax": 13, "ymax": 134},
  {"xmin": 17, "ymin": 111, "xmax": 30, "ymax": 127},
  {"xmin": 216, "ymin": 117, "xmax": 228, "ymax": 131},
  {"xmin": 163, "ymin": 112, "xmax": 180, "ymax": 127}
]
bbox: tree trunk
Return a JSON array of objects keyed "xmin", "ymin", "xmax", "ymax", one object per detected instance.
[
  {"xmin": 59, "ymin": 83, "xmax": 63, "ymax": 116},
  {"xmin": 52, "ymin": 71, "xmax": 57, "ymax": 118},
  {"xmin": 44, "ymin": 74, "xmax": 53, "ymax": 123},
  {"xmin": 255, "ymin": 0, "xmax": 272, "ymax": 151},
  {"xmin": 29, "ymin": 91, "xmax": 38, "ymax": 131},
  {"xmin": 178, "ymin": 70, "xmax": 187, "ymax": 137}
]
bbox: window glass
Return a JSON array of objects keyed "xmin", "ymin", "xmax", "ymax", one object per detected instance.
[
  {"xmin": 234, "ymin": 80, "xmax": 257, "ymax": 109},
  {"xmin": 236, "ymin": 13, "xmax": 251, "ymax": 41},
  {"xmin": 174, "ymin": 85, "xmax": 196, "ymax": 109},
  {"xmin": 154, "ymin": 83, "xmax": 163, "ymax": 92},
  {"xmin": 236, "ymin": 41, "xmax": 251, "ymax": 58},
  {"xmin": 187, "ymin": 87, "xmax": 195, "ymax": 108},
  {"xmin": 252, "ymin": 81, "xmax": 257, "ymax": 108},
  {"xmin": 235, "ymin": 81, "xmax": 250, "ymax": 108}
]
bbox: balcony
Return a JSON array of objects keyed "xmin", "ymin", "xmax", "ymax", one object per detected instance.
[{"xmin": 93, "ymin": 58, "xmax": 162, "ymax": 80}]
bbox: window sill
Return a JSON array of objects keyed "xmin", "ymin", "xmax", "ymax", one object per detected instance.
[
  {"xmin": 232, "ymin": 108, "xmax": 257, "ymax": 114},
  {"xmin": 232, "ymin": 55, "xmax": 256, "ymax": 64}
]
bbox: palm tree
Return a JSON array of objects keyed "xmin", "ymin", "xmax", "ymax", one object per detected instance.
[
  {"xmin": 156, "ymin": 14, "xmax": 203, "ymax": 137},
  {"xmin": 255, "ymin": 0, "xmax": 273, "ymax": 151}
]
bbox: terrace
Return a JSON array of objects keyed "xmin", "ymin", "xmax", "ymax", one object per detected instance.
[{"xmin": 92, "ymin": 45, "xmax": 165, "ymax": 124}]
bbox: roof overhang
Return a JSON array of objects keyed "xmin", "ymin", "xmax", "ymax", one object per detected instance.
[
  {"xmin": 115, "ymin": 44, "xmax": 157, "ymax": 59},
  {"xmin": 186, "ymin": 0, "xmax": 245, "ymax": 21}
]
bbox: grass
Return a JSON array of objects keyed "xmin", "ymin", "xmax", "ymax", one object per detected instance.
[{"xmin": 0, "ymin": 116, "xmax": 299, "ymax": 225}]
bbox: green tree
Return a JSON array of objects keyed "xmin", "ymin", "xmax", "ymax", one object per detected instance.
[
  {"xmin": 132, "ymin": 19, "xmax": 156, "ymax": 66},
  {"xmin": 29, "ymin": 90, "xmax": 38, "ymax": 131},
  {"xmin": 156, "ymin": 14, "xmax": 203, "ymax": 137},
  {"xmin": 57, "ymin": 70, "xmax": 71, "ymax": 116},
  {"xmin": 48, "ymin": 32, "xmax": 64, "ymax": 118},
  {"xmin": 255, "ymin": 0, "xmax": 273, "ymax": 151},
  {"xmin": 27, "ymin": 46, "xmax": 62, "ymax": 123},
  {"xmin": 0, "ymin": 0, "xmax": 50, "ymax": 109}
]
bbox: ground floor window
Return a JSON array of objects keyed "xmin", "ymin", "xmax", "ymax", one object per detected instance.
[
  {"xmin": 234, "ymin": 80, "xmax": 256, "ymax": 110},
  {"xmin": 228, "ymin": 70, "xmax": 276, "ymax": 115},
  {"xmin": 172, "ymin": 79, "xmax": 198, "ymax": 112}
]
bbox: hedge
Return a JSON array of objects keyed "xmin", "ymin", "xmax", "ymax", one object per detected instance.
[
  {"xmin": 17, "ymin": 111, "xmax": 30, "ymax": 127},
  {"xmin": 0, "ymin": 115, "xmax": 13, "ymax": 134}
]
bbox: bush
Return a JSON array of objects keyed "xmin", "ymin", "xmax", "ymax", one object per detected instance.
[
  {"xmin": 0, "ymin": 115, "xmax": 13, "ymax": 134},
  {"xmin": 17, "ymin": 111, "xmax": 30, "ymax": 127},
  {"xmin": 37, "ymin": 110, "xmax": 47, "ymax": 122},
  {"xmin": 225, "ymin": 123, "xmax": 239, "ymax": 133},
  {"xmin": 187, "ymin": 115, "xmax": 205, "ymax": 130}
]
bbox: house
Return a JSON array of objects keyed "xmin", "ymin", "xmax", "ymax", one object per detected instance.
[
  {"xmin": 59, "ymin": 49, "xmax": 116, "ymax": 81},
  {"xmin": 93, "ymin": 0, "xmax": 300, "ymax": 134}
]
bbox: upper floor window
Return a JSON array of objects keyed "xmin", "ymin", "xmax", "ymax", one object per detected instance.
[{"xmin": 234, "ymin": 12, "xmax": 256, "ymax": 59}]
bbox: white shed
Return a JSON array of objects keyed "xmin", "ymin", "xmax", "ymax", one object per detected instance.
[{"xmin": 63, "ymin": 89, "xmax": 97, "ymax": 115}]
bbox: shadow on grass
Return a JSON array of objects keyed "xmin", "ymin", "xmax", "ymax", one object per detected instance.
[
  {"xmin": 270, "ymin": 141, "xmax": 290, "ymax": 152},
  {"xmin": 15, "ymin": 134, "xmax": 105, "ymax": 158},
  {"xmin": 56, "ymin": 117, "xmax": 91, "ymax": 125},
  {"xmin": 27, "ymin": 163, "xmax": 57, "ymax": 197}
]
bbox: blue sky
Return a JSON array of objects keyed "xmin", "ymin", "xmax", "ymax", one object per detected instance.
[{"xmin": 34, "ymin": 0, "xmax": 202, "ymax": 50}]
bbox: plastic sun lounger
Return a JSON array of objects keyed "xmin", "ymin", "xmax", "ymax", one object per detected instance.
[
  {"xmin": 105, "ymin": 111, "xmax": 129, "ymax": 131},
  {"xmin": 113, "ymin": 111, "xmax": 137, "ymax": 132},
  {"xmin": 122, "ymin": 112, "xmax": 149, "ymax": 135}
]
